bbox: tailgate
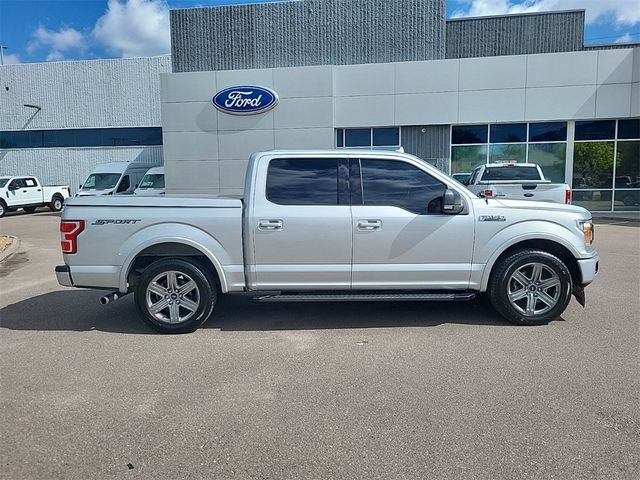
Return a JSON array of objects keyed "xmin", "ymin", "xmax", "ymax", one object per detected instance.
[{"xmin": 489, "ymin": 183, "xmax": 568, "ymax": 203}]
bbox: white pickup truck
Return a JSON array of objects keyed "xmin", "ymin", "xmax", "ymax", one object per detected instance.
[
  {"xmin": 56, "ymin": 150, "xmax": 598, "ymax": 333},
  {"xmin": 466, "ymin": 163, "xmax": 571, "ymax": 204},
  {"xmin": 0, "ymin": 176, "xmax": 71, "ymax": 218}
]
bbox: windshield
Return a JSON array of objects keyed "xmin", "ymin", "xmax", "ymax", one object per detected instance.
[
  {"xmin": 82, "ymin": 173, "xmax": 121, "ymax": 190},
  {"xmin": 0, "ymin": 177, "xmax": 10, "ymax": 188},
  {"xmin": 138, "ymin": 174, "xmax": 165, "ymax": 189},
  {"xmin": 481, "ymin": 166, "xmax": 541, "ymax": 181}
]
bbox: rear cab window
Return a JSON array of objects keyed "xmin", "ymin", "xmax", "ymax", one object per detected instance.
[{"xmin": 481, "ymin": 166, "xmax": 542, "ymax": 181}]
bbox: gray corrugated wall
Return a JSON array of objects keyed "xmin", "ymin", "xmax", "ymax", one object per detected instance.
[
  {"xmin": 0, "ymin": 147, "xmax": 163, "ymax": 194},
  {"xmin": 446, "ymin": 10, "xmax": 585, "ymax": 59},
  {"xmin": 401, "ymin": 125, "xmax": 450, "ymax": 173},
  {"xmin": 170, "ymin": 0, "xmax": 445, "ymax": 72}
]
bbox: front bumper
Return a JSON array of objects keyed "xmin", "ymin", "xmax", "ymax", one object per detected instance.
[
  {"xmin": 55, "ymin": 265, "xmax": 73, "ymax": 287},
  {"xmin": 577, "ymin": 254, "xmax": 599, "ymax": 287}
]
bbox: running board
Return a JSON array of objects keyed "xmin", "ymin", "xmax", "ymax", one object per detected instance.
[{"xmin": 256, "ymin": 292, "xmax": 476, "ymax": 303}]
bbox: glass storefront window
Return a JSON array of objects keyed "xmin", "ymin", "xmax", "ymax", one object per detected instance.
[
  {"xmin": 614, "ymin": 189, "xmax": 640, "ymax": 210},
  {"xmin": 527, "ymin": 143, "xmax": 566, "ymax": 182},
  {"xmin": 529, "ymin": 122, "xmax": 567, "ymax": 142},
  {"xmin": 344, "ymin": 128, "xmax": 370, "ymax": 147},
  {"xmin": 489, "ymin": 144, "xmax": 526, "ymax": 163},
  {"xmin": 490, "ymin": 123, "xmax": 526, "ymax": 143},
  {"xmin": 373, "ymin": 127, "xmax": 400, "ymax": 146},
  {"xmin": 336, "ymin": 129, "xmax": 344, "ymax": 147},
  {"xmin": 617, "ymin": 119, "xmax": 640, "ymax": 140},
  {"xmin": 452, "ymin": 125, "xmax": 487, "ymax": 144},
  {"xmin": 572, "ymin": 142, "xmax": 615, "ymax": 189},
  {"xmin": 575, "ymin": 120, "xmax": 616, "ymax": 141},
  {"xmin": 451, "ymin": 145, "xmax": 487, "ymax": 174},
  {"xmin": 572, "ymin": 190, "xmax": 614, "ymax": 211},
  {"xmin": 615, "ymin": 141, "xmax": 640, "ymax": 185}
]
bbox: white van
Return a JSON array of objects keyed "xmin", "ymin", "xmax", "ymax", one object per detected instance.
[
  {"xmin": 77, "ymin": 162, "xmax": 152, "ymax": 196},
  {"xmin": 134, "ymin": 166, "xmax": 165, "ymax": 196}
]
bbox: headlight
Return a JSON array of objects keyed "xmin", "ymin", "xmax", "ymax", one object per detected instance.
[{"xmin": 578, "ymin": 220, "xmax": 594, "ymax": 246}]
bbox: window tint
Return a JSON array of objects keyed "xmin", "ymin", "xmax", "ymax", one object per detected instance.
[
  {"xmin": 452, "ymin": 125, "xmax": 487, "ymax": 144},
  {"xmin": 490, "ymin": 123, "xmax": 526, "ymax": 143},
  {"xmin": 117, "ymin": 175, "xmax": 130, "ymax": 193},
  {"xmin": 529, "ymin": 122, "xmax": 567, "ymax": 142},
  {"xmin": 139, "ymin": 174, "xmax": 165, "ymax": 189},
  {"xmin": 373, "ymin": 128, "xmax": 400, "ymax": 146},
  {"xmin": 359, "ymin": 159, "xmax": 446, "ymax": 214},
  {"xmin": 575, "ymin": 121, "xmax": 616, "ymax": 141},
  {"xmin": 344, "ymin": 129, "xmax": 370, "ymax": 147},
  {"xmin": 481, "ymin": 166, "xmax": 542, "ymax": 181},
  {"xmin": 0, "ymin": 127, "xmax": 162, "ymax": 149},
  {"xmin": 266, "ymin": 158, "xmax": 339, "ymax": 205},
  {"xmin": 618, "ymin": 119, "xmax": 640, "ymax": 140}
]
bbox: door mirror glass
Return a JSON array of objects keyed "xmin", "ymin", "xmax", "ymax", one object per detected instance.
[{"xmin": 442, "ymin": 188, "xmax": 464, "ymax": 214}]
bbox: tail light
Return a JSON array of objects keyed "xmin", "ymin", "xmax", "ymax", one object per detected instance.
[
  {"xmin": 60, "ymin": 220, "xmax": 84, "ymax": 254},
  {"xmin": 66, "ymin": 186, "xmax": 72, "ymax": 197},
  {"xmin": 565, "ymin": 188, "xmax": 571, "ymax": 204},
  {"xmin": 483, "ymin": 189, "xmax": 493, "ymax": 198}
]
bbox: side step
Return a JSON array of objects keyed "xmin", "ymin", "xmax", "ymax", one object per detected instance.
[{"xmin": 256, "ymin": 292, "xmax": 476, "ymax": 303}]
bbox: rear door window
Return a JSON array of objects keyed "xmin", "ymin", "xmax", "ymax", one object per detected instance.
[{"xmin": 266, "ymin": 158, "xmax": 340, "ymax": 205}]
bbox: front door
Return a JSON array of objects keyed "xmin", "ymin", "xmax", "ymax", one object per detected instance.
[
  {"xmin": 350, "ymin": 157, "xmax": 475, "ymax": 290},
  {"xmin": 251, "ymin": 157, "xmax": 352, "ymax": 290}
]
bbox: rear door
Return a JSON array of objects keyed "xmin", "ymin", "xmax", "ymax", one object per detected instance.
[
  {"xmin": 23, "ymin": 177, "xmax": 42, "ymax": 204},
  {"xmin": 250, "ymin": 156, "xmax": 352, "ymax": 290},
  {"xmin": 350, "ymin": 157, "xmax": 475, "ymax": 289}
]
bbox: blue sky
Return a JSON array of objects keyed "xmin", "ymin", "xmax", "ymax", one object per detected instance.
[{"xmin": 1, "ymin": 0, "xmax": 639, "ymax": 64}]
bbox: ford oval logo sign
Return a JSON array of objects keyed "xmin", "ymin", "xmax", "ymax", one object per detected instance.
[{"xmin": 212, "ymin": 85, "xmax": 279, "ymax": 115}]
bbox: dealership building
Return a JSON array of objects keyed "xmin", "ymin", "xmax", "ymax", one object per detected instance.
[{"xmin": 1, "ymin": 0, "xmax": 639, "ymax": 211}]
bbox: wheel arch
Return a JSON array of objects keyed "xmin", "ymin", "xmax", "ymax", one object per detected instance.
[
  {"xmin": 481, "ymin": 236, "xmax": 581, "ymax": 291},
  {"xmin": 118, "ymin": 226, "xmax": 231, "ymax": 294}
]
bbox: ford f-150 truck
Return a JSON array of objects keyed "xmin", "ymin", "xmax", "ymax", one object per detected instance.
[
  {"xmin": 56, "ymin": 150, "xmax": 598, "ymax": 333},
  {"xmin": 0, "ymin": 176, "xmax": 70, "ymax": 217},
  {"xmin": 466, "ymin": 163, "xmax": 571, "ymax": 204}
]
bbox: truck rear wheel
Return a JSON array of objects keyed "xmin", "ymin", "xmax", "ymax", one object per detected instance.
[
  {"xmin": 50, "ymin": 195, "xmax": 64, "ymax": 212},
  {"xmin": 488, "ymin": 249, "xmax": 572, "ymax": 326},
  {"xmin": 135, "ymin": 258, "xmax": 216, "ymax": 333}
]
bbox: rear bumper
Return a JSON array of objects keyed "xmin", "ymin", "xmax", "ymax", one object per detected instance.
[
  {"xmin": 577, "ymin": 254, "xmax": 599, "ymax": 287},
  {"xmin": 55, "ymin": 265, "xmax": 73, "ymax": 287}
]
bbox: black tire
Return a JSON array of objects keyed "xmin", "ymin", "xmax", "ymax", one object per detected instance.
[
  {"xmin": 134, "ymin": 258, "xmax": 216, "ymax": 333},
  {"xmin": 23, "ymin": 206, "xmax": 37, "ymax": 214},
  {"xmin": 50, "ymin": 195, "xmax": 64, "ymax": 212},
  {"xmin": 488, "ymin": 249, "xmax": 572, "ymax": 326},
  {"xmin": 0, "ymin": 200, "xmax": 6, "ymax": 218}
]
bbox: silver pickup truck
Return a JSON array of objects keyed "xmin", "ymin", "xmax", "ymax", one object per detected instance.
[{"xmin": 56, "ymin": 150, "xmax": 598, "ymax": 333}]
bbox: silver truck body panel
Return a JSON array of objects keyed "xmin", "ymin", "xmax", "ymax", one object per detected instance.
[{"xmin": 59, "ymin": 150, "xmax": 598, "ymax": 296}]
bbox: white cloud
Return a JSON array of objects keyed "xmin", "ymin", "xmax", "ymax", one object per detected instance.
[
  {"xmin": 615, "ymin": 32, "xmax": 633, "ymax": 43},
  {"xmin": 27, "ymin": 25, "xmax": 85, "ymax": 61},
  {"xmin": 2, "ymin": 53, "xmax": 21, "ymax": 65},
  {"xmin": 93, "ymin": 0, "xmax": 170, "ymax": 58},
  {"xmin": 452, "ymin": 0, "xmax": 640, "ymax": 26}
]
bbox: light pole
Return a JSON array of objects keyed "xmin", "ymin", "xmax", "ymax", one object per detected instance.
[{"xmin": 0, "ymin": 45, "xmax": 8, "ymax": 65}]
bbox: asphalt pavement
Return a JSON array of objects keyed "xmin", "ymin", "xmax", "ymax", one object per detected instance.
[{"xmin": 1, "ymin": 209, "xmax": 639, "ymax": 479}]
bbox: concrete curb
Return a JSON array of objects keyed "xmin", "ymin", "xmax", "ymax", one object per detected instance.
[{"xmin": 0, "ymin": 236, "xmax": 21, "ymax": 263}]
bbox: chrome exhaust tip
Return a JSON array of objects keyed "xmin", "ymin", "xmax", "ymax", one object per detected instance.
[{"xmin": 99, "ymin": 292, "xmax": 120, "ymax": 305}]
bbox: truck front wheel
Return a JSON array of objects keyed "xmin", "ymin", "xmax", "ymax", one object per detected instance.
[
  {"xmin": 0, "ymin": 200, "xmax": 6, "ymax": 218},
  {"xmin": 135, "ymin": 259, "xmax": 217, "ymax": 333},
  {"xmin": 488, "ymin": 249, "xmax": 572, "ymax": 326}
]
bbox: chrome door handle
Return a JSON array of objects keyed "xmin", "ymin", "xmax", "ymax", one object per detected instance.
[
  {"xmin": 357, "ymin": 219, "xmax": 382, "ymax": 231},
  {"xmin": 258, "ymin": 219, "xmax": 283, "ymax": 231}
]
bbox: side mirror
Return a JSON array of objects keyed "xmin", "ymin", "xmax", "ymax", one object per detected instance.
[
  {"xmin": 8, "ymin": 184, "xmax": 17, "ymax": 191},
  {"xmin": 442, "ymin": 188, "xmax": 464, "ymax": 215}
]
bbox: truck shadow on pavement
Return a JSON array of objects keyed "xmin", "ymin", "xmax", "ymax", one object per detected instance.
[{"xmin": 0, "ymin": 290, "xmax": 519, "ymax": 334}]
